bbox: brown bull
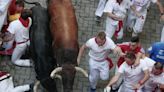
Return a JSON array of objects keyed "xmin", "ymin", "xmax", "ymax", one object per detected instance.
[
  {"xmin": 47, "ymin": 0, "xmax": 88, "ymax": 92},
  {"xmin": 48, "ymin": 0, "xmax": 78, "ymax": 65}
]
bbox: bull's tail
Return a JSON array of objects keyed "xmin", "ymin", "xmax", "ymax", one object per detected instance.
[{"xmin": 23, "ymin": 0, "xmax": 41, "ymax": 6}]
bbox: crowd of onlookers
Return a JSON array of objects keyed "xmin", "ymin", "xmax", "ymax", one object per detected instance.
[{"xmin": 0, "ymin": 0, "xmax": 163, "ymax": 92}]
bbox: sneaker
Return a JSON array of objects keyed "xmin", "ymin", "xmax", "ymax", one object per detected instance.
[
  {"xmin": 110, "ymin": 86, "xmax": 119, "ymax": 92},
  {"xmin": 0, "ymin": 47, "xmax": 5, "ymax": 51},
  {"xmin": 90, "ymin": 88, "xmax": 96, "ymax": 92},
  {"xmin": 127, "ymin": 27, "xmax": 132, "ymax": 32},
  {"xmin": 95, "ymin": 16, "xmax": 101, "ymax": 23},
  {"xmin": 132, "ymin": 32, "xmax": 138, "ymax": 37}
]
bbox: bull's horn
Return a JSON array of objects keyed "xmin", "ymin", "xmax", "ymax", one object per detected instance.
[
  {"xmin": 50, "ymin": 67, "xmax": 62, "ymax": 78},
  {"xmin": 75, "ymin": 67, "xmax": 88, "ymax": 77},
  {"xmin": 33, "ymin": 81, "xmax": 40, "ymax": 92},
  {"xmin": 54, "ymin": 74, "xmax": 62, "ymax": 80}
]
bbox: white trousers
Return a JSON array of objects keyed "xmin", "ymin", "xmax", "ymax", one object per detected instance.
[
  {"xmin": 161, "ymin": 26, "xmax": 164, "ymax": 42},
  {"xmin": 2, "ymin": 39, "xmax": 14, "ymax": 50},
  {"xmin": 112, "ymin": 66, "xmax": 123, "ymax": 90},
  {"xmin": 126, "ymin": 11, "xmax": 147, "ymax": 34},
  {"xmin": 12, "ymin": 85, "xmax": 30, "ymax": 92},
  {"xmin": 141, "ymin": 88, "xmax": 155, "ymax": 92},
  {"xmin": 95, "ymin": 0, "xmax": 107, "ymax": 17},
  {"xmin": 0, "ymin": 77, "xmax": 30, "ymax": 92},
  {"xmin": 0, "ymin": 0, "xmax": 11, "ymax": 31},
  {"xmin": 118, "ymin": 84, "xmax": 143, "ymax": 92},
  {"xmin": 11, "ymin": 41, "xmax": 31, "ymax": 67},
  {"xmin": 105, "ymin": 18, "xmax": 123, "ymax": 39},
  {"xmin": 89, "ymin": 58, "xmax": 109, "ymax": 89}
]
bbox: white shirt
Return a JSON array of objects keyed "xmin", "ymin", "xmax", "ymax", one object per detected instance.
[
  {"xmin": 141, "ymin": 57, "xmax": 155, "ymax": 70},
  {"xmin": 118, "ymin": 60, "xmax": 148, "ymax": 89},
  {"xmin": 0, "ymin": 0, "xmax": 11, "ymax": 31},
  {"xmin": 144, "ymin": 70, "xmax": 164, "ymax": 91},
  {"xmin": 0, "ymin": 0, "xmax": 11, "ymax": 14},
  {"xmin": 104, "ymin": 0, "xmax": 131, "ymax": 25},
  {"xmin": 141, "ymin": 57, "xmax": 164, "ymax": 91},
  {"xmin": 86, "ymin": 37, "xmax": 116, "ymax": 61},
  {"xmin": 131, "ymin": 0, "xmax": 157, "ymax": 13},
  {"xmin": 7, "ymin": 18, "xmax": 32, "ymax": 43}
]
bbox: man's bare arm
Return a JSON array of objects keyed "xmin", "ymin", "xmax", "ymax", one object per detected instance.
[
  {"xmin": 134, "ymin": 52, "xmax": 143, "ymax": 66},
  {"xmin": 130, "ymin": 5, "xmax": 141, "ymax": 17},
  {"xmin": 106, "ymin": 12, "xmax": 123, "ymax": 21},
  {"xmin": 113, "ymin": 46, "xmax": 125, "ymax": 57},
  {"xmin": 77, "ymin": 44, "xmax": 87, "ymax": 65},
  {"xmin": 132, "ymin": 69, "xmax": 149, "ymax": 89},
  {"xmin": 140, "ymin": 69, "xmax": 149, "ymax": 85},
  {"xmin": 156, "ymin": 0, "xmax": 164, "ymax": 15},
  {"xmin": 107, "ymin": 72, "xmax": 121, "ymax": 87}
]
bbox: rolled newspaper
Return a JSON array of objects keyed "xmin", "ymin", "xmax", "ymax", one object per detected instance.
[
  {"xmin": 160, "ymin": 15, "xmax": 164, "ymax": 21},
  {"xmin": 104, "ymin": 86, "xmax": 111, "ymax": 92},
  {"xmin": 0, "ymin": 38, "xmax": 3, "ymax": 46}
]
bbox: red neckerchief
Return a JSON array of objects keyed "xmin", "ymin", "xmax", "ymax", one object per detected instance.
[
  {"xmin": 8, "ymin": 0, "xmax": 16, "ymax": 15},
  {"xmin": 116, "ymin": 0, "xmax": 122, "ymax": 5},
  {"xmin": 114, "ymin": 21, "xmax": 123, "ymax": 39},
  {"xmin": 106, "ymin": 57, "xmax": 114, "ymax": 69},
  {"xmin": 19, "ymin": 17, "xmax": 29, "ymax": 28},
  {"xmin": 0, "ymin": 71, "xmax": 8, "ymax": 77},
  {"xmin": 131, "ymin": 44, "xmax": 142, "ymax": 54},
  {"xmin": 95, "ymin": 38, "xmax": 98, "ymax": 44}
]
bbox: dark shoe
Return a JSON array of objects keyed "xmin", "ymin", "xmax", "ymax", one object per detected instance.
[
  {"xmin": 127, "ymin": 27, "xmax": 132, "ymax": 32},
  {"xmin": 110, "ymin": 88, "xmax": 118, "ymax": 92},
  {"xmin": 0, "ymin": 47, "xmax": 5, "ymax": 51},
  {"xmin": 132, "ymin": 31, "xmax": 138, "ymax": 37},
  {"xmin": 110, "ymin": 86, "xmax": 119, "ymax": 92},
  {"xmin": 90, "ymin": 88, "xmax": 96, "ymax": 92},
  {"xmin": 25, "ymin": 83, "xmax": 34, "ymax": 92},
  {"xmin": 95, "ymin": 16, "xmax": 101, "ymax": 23}
]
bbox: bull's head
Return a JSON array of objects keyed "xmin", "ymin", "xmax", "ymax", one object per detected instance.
[{"xmin": 51, "ymin": 64, "xmax": 88, "ymax": 92}]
